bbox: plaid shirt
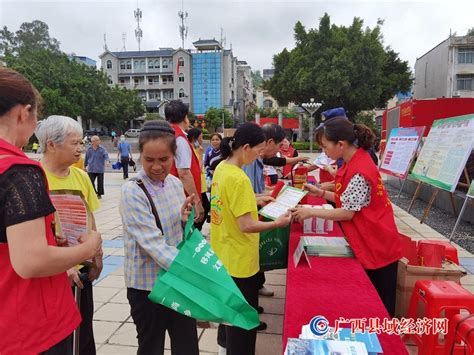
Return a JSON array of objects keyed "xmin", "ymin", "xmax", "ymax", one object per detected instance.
[{"xmin": 119, "ymin": 170, "xmax": 185, "ymax": 290}]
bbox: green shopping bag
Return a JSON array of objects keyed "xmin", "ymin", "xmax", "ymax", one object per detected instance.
[
  {"xmin": 259, "ymin": 223, "xmax": 290, "ymax": 271},
  {"xmin": 148, "ymin": 210, "xmax": 260, "ymax": 330}
]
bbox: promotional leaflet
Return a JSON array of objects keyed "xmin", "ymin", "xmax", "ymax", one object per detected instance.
[{"xmin": 259, "ymin": 186, "xmax": 307, "ymax": 220}]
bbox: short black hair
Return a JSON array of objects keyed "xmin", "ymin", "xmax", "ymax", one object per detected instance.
[
  {"xmin": 261, "ymin": 123, "xmax": 286, "ymax": 144},
  {"xmin": 187, "ymin": 127, "xmax": 202, "ymax": 142},
  {"xmin": 165, "ymin": 100, "xmax": 189, "ymax": 124},
  {"xmin": 220, "ymin": 123, "xmax": 265, "ymax": 159},
  {"xmin": 138, "ymin": 120, "xmax": 177, "ymax": 154}
]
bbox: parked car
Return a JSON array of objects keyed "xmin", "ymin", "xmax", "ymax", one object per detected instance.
[{"xmin": 124, "ymin": 128, "xmax": 141, "ymax": 138}]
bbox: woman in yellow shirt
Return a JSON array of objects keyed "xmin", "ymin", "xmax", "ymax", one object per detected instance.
[{"xmin": 210, "ymin": 122, "xmax": 291, "ymax": 355}]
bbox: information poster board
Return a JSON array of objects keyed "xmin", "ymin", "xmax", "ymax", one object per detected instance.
[
  {"xmin": 380, "ymin": 126, "xmax": 425, "ymax": 178},
  {"xmin": 411, "ymin": 114, "xmax": 474, "ymax": 192}
]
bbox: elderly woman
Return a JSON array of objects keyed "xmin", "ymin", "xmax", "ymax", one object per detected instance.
[
  {"xmin": 119, "ymin": 120, "xmax": 199, "ymax": 355},
  {"xmin": 0, "ymin": 68, "xmax": 102, "ymax": 354},
  {"xmin": 36, "ymin": 115, "xmax": 104, "ymax": 355}
]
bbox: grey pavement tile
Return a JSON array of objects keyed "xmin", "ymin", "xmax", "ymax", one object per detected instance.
[
  {"xmin": 94, "ymin": 303, "xmax": 131, "ymax": 322},
  {"xmin": 107, "ymin": 322, "xmax": 138, "ymax": 347},
  {"xmin": 97, "ymin": 344, "xmax": 138, "ymax": 355},
  {"xmin": 110, "ymin": 267, "xmax": 125, "ymax": 276},
  {"xmin": 264, "ymin": 273, "xmax": 287, "ymax": 286},
  {"xmin": 259, "ymin": 297, "xmax": 285, "ymax": 315},
  {"xmin": 256, "ymin": 333, "xmax": 283, "ymax": 355},
  {"xmin": 259, "ymin": 314, "xmax": 283, "ymax": 335},
  {"xmin": 198, "ymin": 328, "xmax": 219, "ymax": 353},
  {"xmin": 95, "ymin": 275, "xmax": 126, "ymax": 288},
  {"xmin": 93, "ymin": 287, "xmax": 121, "ymax": 303},
  {"xmin": 94, "ymin": 302, "xmax": 104, "ymax": 313},
  {"xmin": 93, "ymin": 320, "xmax": 122, "ymax": 343},
  {"xmin": 110, "ymin": 288, "xmax": 128, "ymax": 304},
  {"xmin": 262, "ymin": 285, "xmax": 286, "ymax": 299}
]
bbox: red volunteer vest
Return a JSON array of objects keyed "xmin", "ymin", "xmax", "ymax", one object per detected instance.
[
  {"xmin": 170, "ymin": 124, "xmax": 202, "ymax": 200},
  {"xmin": 0, "ymin": 139, "xmax": 81, "ymax": 354},
  {"xmin": 280, "ymin": 145, "xmax": 296, "ymax": 177},
  {"xmin": 335, "ymin": 148, "xmax": 402, "ymax": 270}
]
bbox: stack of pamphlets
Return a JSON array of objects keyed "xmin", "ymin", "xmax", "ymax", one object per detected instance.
[
  {"xmin": 284, "ymin": 324, "xmax": 382, "ymax": 355},
  {"xmin": 303, "ymin": 236, "xmax": 354, "ymax": 258}
]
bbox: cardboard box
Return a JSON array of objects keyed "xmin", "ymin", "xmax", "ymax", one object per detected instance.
[{"xmin": 395, "ymin": 257, "xmax": 467, "ymax": 318}]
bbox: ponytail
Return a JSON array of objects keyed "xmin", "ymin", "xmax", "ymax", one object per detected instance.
[
  {"xmin": 353, "ymin": 124, "xmax": 375, "ymax": 150},
  {"xmin": 219, "ymin": 123, "xmax": 266, "ymax": 159},
  {"xmin": 316, "ymin": 118, "xmax": 375, "ymax": 150}
]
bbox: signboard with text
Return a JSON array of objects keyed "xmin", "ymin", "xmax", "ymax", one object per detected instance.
[
  {"xmin": 411, "ymin": 114, "xmax": 474, "ymax": 192},
  {"xmin": 380, "ymin": 126, "xmax": 425, "ymax": 179}
]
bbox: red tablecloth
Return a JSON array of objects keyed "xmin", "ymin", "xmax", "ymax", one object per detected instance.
[{"xmin": 282, "ymin": 196, "xmax": 408, "ymax": 354}]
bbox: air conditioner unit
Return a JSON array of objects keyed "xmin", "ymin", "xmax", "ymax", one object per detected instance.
[{"xmin": 452, "ymin": 91, "xmax": 461, "ymax": 97}]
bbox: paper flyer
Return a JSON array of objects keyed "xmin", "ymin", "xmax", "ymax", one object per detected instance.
[
  {"xmin": 49, "ymin": 190, "xmax": 91, "ymax": 247},
  {"xmin": 259, "ymin": 186, "xmax": 307, "ymax": 220}
]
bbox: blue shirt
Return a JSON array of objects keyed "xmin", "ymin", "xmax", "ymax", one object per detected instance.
[
  {"xmin": 242, "ymin": 158, "xmax": 265, "ymax": 194},
  {"xmin": 118, "ymin": 141, "xmax": 132, "ymax": 158},
  {"xmin": 85, "ymin": 145, "xmax": 109, "ymax": 173}
]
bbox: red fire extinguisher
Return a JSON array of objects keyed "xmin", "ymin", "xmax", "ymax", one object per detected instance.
[{"xmin": 292, "ymin": 163, "xmax": 309, "ymax": 189}]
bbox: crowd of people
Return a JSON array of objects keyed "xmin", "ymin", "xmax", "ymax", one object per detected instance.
[{"xmin": 0, "ymin": 67, "xmax": 402, "ymax": 355}]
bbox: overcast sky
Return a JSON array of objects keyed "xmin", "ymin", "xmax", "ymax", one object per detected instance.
[{"xmin": 1, "ymin": 0, "xmax": 473, "ymax": 72}]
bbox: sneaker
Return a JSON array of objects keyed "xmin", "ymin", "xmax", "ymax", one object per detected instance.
[
  {"xmin": 257, "ymin": 306, "xmax": 264, "ymax": 314},
  {"xmin": 256, "ymin": 321, "xmax": 267, "ymax": 331},
  {"xmin": 218, "ymin": 345, "xmax": 226, "ymax": 355},
  {"xmin": 258, "ymin": 286, "xmax": 274, "ymax": 297}
]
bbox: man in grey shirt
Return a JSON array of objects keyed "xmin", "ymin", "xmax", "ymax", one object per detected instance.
[{"xmin": 85, "ymin": 135, "xmax": 110, "ymax": 198}]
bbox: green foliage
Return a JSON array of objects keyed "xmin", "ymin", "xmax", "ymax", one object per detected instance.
[
  {"xmin": 251, "ymin": 70, "xmax": 263, "ymax": 88},
  {"xmin": 246, "ymin": 107, "xmax": 299, "ymax": 121},
  {"xmin": 352, "ymin": 111, "xmax": 380, "ymax": 137},
  {"xmin": 145, "ymin": 112, "xmax": 164, "ymax": 121},
  {"xmin": 468, "ymin": 27, "xmax": 474, "ymax": 36},
  {"xmin": 1, "ymin": 21, "xmax": 145, "ymax": 130},
  {"xmin": 204, "ymin": 107, "xmax": 233, "ymax": 130},
  {"xmin": 292, "ymin": 141, "xmax": 319, "ymax": 151},
  {"xmin": 266, "ymin": 14, "xmax": 412, "ymax": 124}
]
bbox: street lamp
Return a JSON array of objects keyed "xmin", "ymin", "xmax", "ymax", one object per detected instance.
[{"xmin": 301, "ymin": 98, "xmax": 322, "ymax": 152}]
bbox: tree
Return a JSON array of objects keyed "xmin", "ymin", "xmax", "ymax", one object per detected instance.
[
  {"xmin": 467, "ymin": 28, "xmax": 474, "ymax": 36},
  {"xmin": 251, "ymin": 70, "xmax": 263, "ymax": 88},
  {"xmin": 266, "ymin": 14, "xmax": 412, "ymax": 123},
  {"xmin": 1, "ymin": 21, "xmax": 145, "ymax": 129},
  {"xmin": 205, "ymin": 107, "xmax": 233, "ymax": 130}
]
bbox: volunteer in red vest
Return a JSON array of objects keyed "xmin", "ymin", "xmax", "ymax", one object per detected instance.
[
  {"xmin": 165, "ymin": 100, "xmax": 204, "ymax": 225},
  {"xmin": 279, "ymin": 137, "xmax": 298, "ymax": 178},
  {"xmin": 291, "ymin": 117, "xmax": 402, "ymax": 317},
  {"xmin": 0, "ymin": 67, "xmax": 102, "ymax": 354}
]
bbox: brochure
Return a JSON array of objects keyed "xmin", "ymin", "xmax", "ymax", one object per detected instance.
[
  {"xmin": 313, "ymin": 152, "xmax": 336, "ymax": 169},
  {"xmin": 259, "ymin": 186, "xmax": 307, "ymax": 220},
  {"xmin": 284, "ymin": 338, "xmax": 368, "ymax": 355},
  {"xmin": 303, "ymin": 236, "xmax": 354, "ymax": 258}
]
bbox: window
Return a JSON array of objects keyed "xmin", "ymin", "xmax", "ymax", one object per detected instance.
[
  {"xmin": 162, "ymin": 59, "xmax": 168, "ymax": 69},
  {"xmin": 148, "ymin": 91, "xmax": 159, "ymax": 100},
  {"xmin": 148, "ymin": 59, "xmax": 154, "ymax": 69},
  {"xmin": 457, "ymin": 75, "xmax": 473, "ymax": 91},
  {"xmin": 120, "ymin": 61, "xmax": 126, "ymax": 70},
  {"xmin": 106, "ymin": 60, "xmax": 112, "ymax": 69},
  {"xmin": 178, "ymin": 57, "xmax": 185, "ymax": 67},
  {"xmin": 107, "ymin": 77, "xmax": 113, "ymax": 84},
  {"xmin": 263, "ymin": 99, "xmax": 273, "ymax": 108},
  {"xmin": 140, "ymin": 60, "xmax": 145, "ymax": 69},
  {"xmin": 126, "ymin": 61, "xmax": 132, "ymax": 70},
  {"xmin": 148, "ymin": 76, "xmax": 159, "ymax": 85},
  {"xmin": 458, "ymin": 48, "xmax": 474, "ymax": 64},
  {"xmin": 179, "ymin": 88, "xmax": 185, "ymax": 98},
  {"xmin": 179, "ymin": 73, "xmax": 184, "ymax": 82},
  {"xmin": 154, "ymin": 60, "xmax": 160, "ymax": 69}
]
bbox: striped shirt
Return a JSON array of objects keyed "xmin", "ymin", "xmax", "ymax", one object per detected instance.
[{"xmin": 119, "ymin": 170, "xmax": 186, "ymax": 290}]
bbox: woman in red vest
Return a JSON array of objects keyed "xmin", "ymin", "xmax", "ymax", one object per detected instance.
[
  {"xmin": 292, "ymin": 118, "xmax": 402, "ymax": 317},
  {"xmin": 279, "ymin": 137, "xmax": 297, "ymax": 178},
  {"xmin": 0, "ymin": 68, "xmax": 102, "ymax": 354}
]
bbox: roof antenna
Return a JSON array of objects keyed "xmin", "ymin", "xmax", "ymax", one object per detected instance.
[
  {"xmin": 134, "ymin": 7, "xmax": 143, "ymax": 51},
  {"xmin": 178, "ymin": 0, "xmax": 188, "ymax": 49},
  {"xmin": 103, "ymin": 33, "xmax": 108, "ymax": 51},
  {"xmin": 121, "ymin": 32, "xmax": 127, "ymax": 51}
]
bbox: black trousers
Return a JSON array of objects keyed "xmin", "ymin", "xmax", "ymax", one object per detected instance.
[
  {"xmin": 194, "ymin": 192, "xmax": 210, "ymax": 231},
  {"xmin": 365, "ymin": 261, "xmax": 398, "ymax": 318},
  {"xmin": 88, "ymin": 172, "xmax": 104, "ymax": 196},
  {"xmin": 257, "ymin": 271, "xmax": 266, "ymax": 289},
  {"xmin": 41, "ymin": 280, "xmax": 95, "ymax": 355},
  {"xmin": 217, "ymin": 273, "xmax": 259, "ymax": 355},
  {"xmin": 120, "ymin": 157, "xmax": 130, "ymax": 179},
  {"xmin": 127, "ymin": 288, "xmax": 199, "ymax": 355}
]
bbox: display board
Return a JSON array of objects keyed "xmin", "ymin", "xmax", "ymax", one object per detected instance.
[
  {"xmin": 411, "ymin": 114, "xmax": 474, "ymax": 192},
  {"xmin": 380, "ymin": 126, "xmax": 425, "ymax": 178}
]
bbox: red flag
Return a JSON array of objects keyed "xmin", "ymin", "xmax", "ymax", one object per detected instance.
[{"xmin": 176, "ymin": 60, "xmax": 180, "ymax": 75}]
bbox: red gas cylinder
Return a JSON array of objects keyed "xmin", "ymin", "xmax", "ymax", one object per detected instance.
[{"xmin": 292, "ymin": 163, "xmax": 309, "ymax": 189}]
